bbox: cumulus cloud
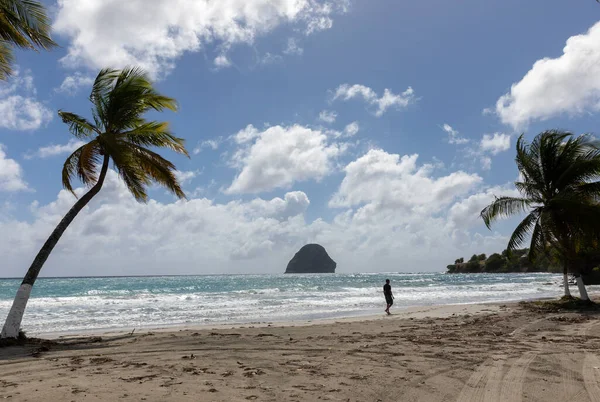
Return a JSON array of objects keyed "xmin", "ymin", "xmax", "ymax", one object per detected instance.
[
  {"xmin": 330, "ymin": 149, "xmax": 482, "ymax": 216},
  {"xmin": 0, "ymin": 145, "xmax": 29, "ymax": 192},
  {"xmin": 495, "ymin": 21, "xmax": 600, "ymax": 129},
  {"xmin": 226, "ymin": 124, "xmax": 344, "ymax": 194},
  {"xmin": 55, "ymin": 72, "xmax": 94, "ymax": 96},
  {"xmin": 24, "ymin": 139, "xmax": 85, "ymax": 160},
  {"xmin": 53, "ymin": 0, "xmax": 348, "ymax": 77},
  {"xmin": 319, "ymin": 110, "xmax": 337, "ymax": 123},
  {"xmin": 442, "ymin": 124, "xmax": 469, "ymax": 145},
  {"xmin": 0, "ymin": 69, "xmax": 52, "ymax": 131},
  {"xmin": 0, "ymin": 168, "xmax": 509, "ymax": 277},
  {"xmin": 480, "ymin": 133, "xmax": 511, "ymax": 155},
  {"xmin": 332, "ymin": 84, "xmax": 415, "ymax": 117},
  {"xmin": 448, "ymin": 184, "xmax": 520, "ymax": 228}
]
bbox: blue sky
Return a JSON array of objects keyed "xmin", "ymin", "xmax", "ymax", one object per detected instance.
[{"xmin": 0, "ymin": 0, "xmax": 599, "ymax": 276}]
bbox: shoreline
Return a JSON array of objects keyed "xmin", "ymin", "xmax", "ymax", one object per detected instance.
[
  {"xmin": 2, "ymin": 295, "xmax": 599, "ymax": 401},
  {"xmin": 39, "ymin": 298, "xmax": 532, "ymax": 340}
]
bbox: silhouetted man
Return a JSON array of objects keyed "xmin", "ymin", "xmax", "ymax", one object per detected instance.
[{"xmin": 383, "ymin": 279, "xmax": 393, "ymax": 315}]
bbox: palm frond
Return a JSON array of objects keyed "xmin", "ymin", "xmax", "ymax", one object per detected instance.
[
  {"xmin": 575, "ymin": 181, "xmax": 600, "ymax": 199},
  {"xmin": 62, "ymin": 145, "xmax": 83, "ymax": 196},
  {"xmin": 527, "ymin": 219, "xmax": 547, "ymax": 262},
  {"xmin": 515, "ymin": 134, "xmax": 544, "ymax": 191},
  {"xmin": 102, "ymin": 140, "xmax": 150, "ymax": 201},
  {"xmin": 0, "ymin": 40, "xmax": 13, "ymax": 80},
  {"xmin": 514, "ymin": 180, "xmax": 543, "ymax": 202},
  {"xmin": 120, "ymin": 122, "xmax": 188, "ymax": 156},
  {"xmin": 480, "ymin": 196, "xmax": 531, "ymax": 229},
  {"xmin": 104, "ymin": 67, "xmax": 177, "ymax": 131},
  {"xmin": 507, "ymin": 210, "xmax": 539, "ymax": 253},
  {"xmin": 0, "ymin": 0, "xmax": 56, "ymax": 78},
  {"xmin": 61, "ymin": 140, "xmax": 101, "ymax": 196},
  {"xmin": 89, "ymin": 68, "xmax": 120, "ymax": 130},
  {"xmin": 118, "ymin": 143, "xmax": 186, "ymax": 200},
  {"xmin": 58, "ymin": 111, "xmax": 98, "ymax": 139}
]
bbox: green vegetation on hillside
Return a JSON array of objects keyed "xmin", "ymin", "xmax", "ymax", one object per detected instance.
[
  {"xmin": 448, "ymin": 248, "xmax": 600, "ymax": 276},
  {"xmin": 447, "ymin": 249, "xmax": 561, "ymax": 274}
]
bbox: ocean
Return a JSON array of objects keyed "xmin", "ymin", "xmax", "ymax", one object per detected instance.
[{"xmin": 0, "ymin": 273, "xmax": 580, "ymax": 335}]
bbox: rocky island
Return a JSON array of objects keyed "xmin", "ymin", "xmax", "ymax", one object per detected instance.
[{"xmin": 285, "ymin": 244, "xmax": 337, "ymax": 274}]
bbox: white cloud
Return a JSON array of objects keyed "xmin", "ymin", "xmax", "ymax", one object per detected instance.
[
  {"xmin": 344, "ymin": 121, "xmax": 359, "ymax": 137},
  {"xmin": 448, "ymin": 184, "xmax": 520, "ymax": 228},
  {"xmin": 442, "ymin": 124, "xmax": 469, "ymax": 145},
  {"xmin": 460, "ymin": 133, "xmax": 512, "ymax": 171},
  {"xmin": 283, "ymin": 37, "xmax": 303, "ymax": 55},
  {"xmin": 25, "ymin": 139, "xmax": 86, "ymax": 160},
  {"xmin": 332, "ymin": 84, "xmax": 415, "ymax": 116},
  {"xmin": 174, "ymin": 170, "xmax": 201, "ymax": 185},
  {"xmin": 319, "ymin": 110, "xmax": 337, "ymax": 123},
  {"xmin": 53, "ymin": 0, "xmax": 347, "ymax": 77},
  {"xmin": 0, "ymin": 145, "xmax": 29, "ymax": 192},
  {"xmin": 226, "ymin": 124, "xmax": 343, "ymax": 194},
  {"xmin": 0, "ymin": 168, "xmax": 510, "ymax": 277},
  {"xmin": 193, "ymin": 138, "xmax": 223, "ymax": 154},
  {"xmin": 214, "ymin": 54, "xmax": 232, "ymax": 68},
  {"xmin": 55, "ymin": 72, "xmax": 94, "ymax": 96},
  {"xmin": 480, "ymin": 133, "xmax": 511, "ymax": 155},
  {"xmin": 0, "ymin": 69, "xmax": 52, "ymax": 131},
  {"xmin": 495, "ymin": 21, "xmax": 600, "ymax": 129},
  {"xmin": 233, "ymin": 124, "xmax": 261, "ymax": 144},
  {"xmin": 330, "ymin": 149, "xmax": 482, "ymax": 216}
]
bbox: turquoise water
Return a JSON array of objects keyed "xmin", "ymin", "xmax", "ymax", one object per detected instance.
[{"xmin": 0, "ymin": 273, "xmax": 573, "ymax": 335}]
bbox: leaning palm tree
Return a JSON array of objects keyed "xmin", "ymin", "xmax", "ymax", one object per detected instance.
[
  {"xmin": 481, "ymin": 130, "xmax": 600, "ymax": 301},
  {"xmin": 0, "ymin": 0, "xmax": 57, "ymax": 80},
  {"xmin": 1, "ymin": 67, "xmax": 188, "ymax": 338}
]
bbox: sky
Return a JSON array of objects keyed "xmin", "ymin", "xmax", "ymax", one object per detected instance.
[{"xmin": 1, "ymin": 0, "xmax": 600, "ymax": 277}]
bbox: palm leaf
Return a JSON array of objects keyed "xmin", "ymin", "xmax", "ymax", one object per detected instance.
[
  {"xmin": 118, "ymin": 143, "xmax": 186, "ymax": 200},
  {"xmin": 120, "ymin": 122, "xmax": 188, "ymax": 156},
  {"xmin": 506, "ymin": 210, "xmax": 540, "ymax": 253},
  {"xmin": 0, "ymin": 0, "xmax": 56, "ymax": 49},
  {"xmin": 527, "ymin": 218, "xmax": 547, "ymax": 262},
  {"xmin": 61, "ymin": 140, "xmax": 101, "ymax": 196},
  {"xmin": 58, "ymin": 111, "xmax": 98, "ymax": 139},
  {"xmin": 0, "ymin": 0, "xmax": 56, "ymax": 78},
  {"xmin": 480, "ymin": 196, "xmax": 531, "ymax": 229},
  {"xmin": 0, "ymin": 40, "xmax": 12, "ymax": 80}
]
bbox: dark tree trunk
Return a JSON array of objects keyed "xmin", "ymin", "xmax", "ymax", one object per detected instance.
[{"xmin": 1, "ymin": 155, "xmax": 110, "ymax": 338}]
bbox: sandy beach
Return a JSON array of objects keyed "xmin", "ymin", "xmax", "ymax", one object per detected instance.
[{"xmin": 1, "ymin": 301, "xmax": 599, "ymax": 402}]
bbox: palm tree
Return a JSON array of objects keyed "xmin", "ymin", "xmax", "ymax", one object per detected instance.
[
  {"xmin": 0, "ymin": 0, "xmax": 57, "ymax": 80},
  {"xmin": 481, "ymin": 130, "xmax": 600, "ymax": 301},
  {"xmin": 1, "ymin": 67, "xmax": 189, "ymax": 338}
]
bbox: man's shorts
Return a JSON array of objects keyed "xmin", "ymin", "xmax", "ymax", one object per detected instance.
[{"xmin": 385, "ymin": 295, "xmax": 393, "ymax": 305}]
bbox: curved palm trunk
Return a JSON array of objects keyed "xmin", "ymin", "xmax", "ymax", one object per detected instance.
[{"xmin": 1, "ymin": 156, "xmax": 109, "ymax": 338}]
